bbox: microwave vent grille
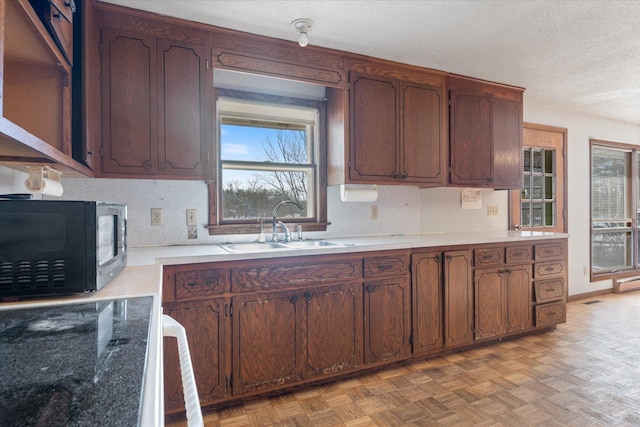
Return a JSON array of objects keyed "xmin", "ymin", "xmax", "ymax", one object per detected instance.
[{"xmin": 0, "ymin": 260, "xmax": 67, "ymax": 291}]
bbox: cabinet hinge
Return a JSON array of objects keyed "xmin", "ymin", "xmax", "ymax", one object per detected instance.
[{"xmin": 99, "ymin": 146, "xmax": 104, "ymax": 157}]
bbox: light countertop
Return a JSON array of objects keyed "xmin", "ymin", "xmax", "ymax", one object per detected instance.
[{"xmin": 128, "ymin": 230, "xmax": 569, "ymax": 267}]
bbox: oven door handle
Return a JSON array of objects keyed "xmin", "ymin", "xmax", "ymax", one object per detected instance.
[{"xmin": 162, "ymin": 315, "xmax": 203, "ymax": 427}]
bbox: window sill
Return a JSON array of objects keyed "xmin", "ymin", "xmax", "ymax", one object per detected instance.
[
  {"xmin": 206, "ymin": 221, "xmax": 330, "ymax": 236},
  {"xmin": 591, "ymin": 268, "xmax": 640, "ymax": 283}
]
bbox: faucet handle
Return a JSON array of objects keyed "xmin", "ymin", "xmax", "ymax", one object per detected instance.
[{"xmin": 297, "ymin": 225, "xmax": 303, "ymax": 241}]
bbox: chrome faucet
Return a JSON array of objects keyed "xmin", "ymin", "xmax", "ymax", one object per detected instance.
[{"xmin": 272, "ymin": 200, "xmax": 304, "ymax": 242}]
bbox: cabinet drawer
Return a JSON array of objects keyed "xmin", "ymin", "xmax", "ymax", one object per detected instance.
[
  {"xmin": 232, "ymin": 258, "xmax": 362, "ymax": 292},
  {"xmin": 506, "ymin": 246, "xmax": 532, "ymax": 263},
  {"xmin": 174, "ymin": 269, "xmax": 230, "ymax": 300},
  {"xmin": 534, "ymin": 261, "xmax": 565, "ymax": 279},
  {"xmin": 363, "ymin": 254, "xmax": 409, "ymax": 278},
  {"xmin": 535, "ymin": 243, "xmax": 565, "ymax": 260},
  {"xmin": 535, "ymin": 301, "xmax": 566, "ymax": 327},
  {"xmin": 534, "ymin": 279, "xmax": 565, "ymax": 303},
  {"xmin": 474, "ymin": 248, "xmax": 504, "ymax": 267}
]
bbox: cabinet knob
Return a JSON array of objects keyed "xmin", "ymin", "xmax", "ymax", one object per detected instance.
[
  {"xmin": 143, "ymin": 162, "xmax": 152, "ymax": 171},
  {"xmin": 303, "ymin": 292, "xmax": 312, "ymax": 301},
  {"xmin": 290, "ymin": 294, "xmax": 299, "ymax": 303},
  {"xmin": 161, "ymin": 162, "xmax": 169, "ymax": 171},
  {"xmin": 66, "ymin": 0, "xmax": 76, "ymax": 13},
  {"xmin": 435, "ymin": 254, "xmax": 442, "ymax": 263},
  {"xmin": 366, "ymin": 285, "xmax": 375, "ymax": 293},
  {"xmin": 392, "ymin": 172, "xmax": 400, "ymax": 179},
  {"xmin": 401, "ymin": 171, "xmax": 408, "ymax": 179}
]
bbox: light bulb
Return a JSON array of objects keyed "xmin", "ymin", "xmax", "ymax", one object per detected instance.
[{"xmin": 298, "ymin": 32, "xmax": 309, "ymax": 47}]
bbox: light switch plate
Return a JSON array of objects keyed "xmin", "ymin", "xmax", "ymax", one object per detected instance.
[{"xmin": 186, "ymin": 209, "xmax": 197, "ymax": 226}]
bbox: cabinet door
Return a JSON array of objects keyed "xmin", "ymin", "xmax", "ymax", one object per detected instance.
[
  {"xmin": 232, "ymin": 291, "xmax": 302, "ymax": 394},
  {"xmin": 401, "ymin": 82, "xmax": 446, "ymax": 185},
  {"xmin": 449, "ymin": 89, "xmax": 492, "ymax": 186},
  {"xmin": 491, "ymin": 98, "xmax": 522, "ymax": 188},
  {"xmin": 301, "ymin": 282, "xmax": 363, "ymax": 378},
  {"xmin": 163, "ymin": 298, "xmax": 230, "ymax": 413},
  {"xmin": 411, "ymin": 252, "xmax": 444, "ymax": 354},
  {"xmin": 101, "ymin": 28, "xmax": 157, "ymax": 175},
  {"xmin": 443, "ymin": 250, "xmax": 473, "ymax": 347},
  {"xmin": 349, "ymin": 72, "xmax": 399, "ymax": 182},
  {"xmin": 474, "ymin": 267, "xmax": 504, "ymax": 340},
  {"xmin": 363, "ymin": 277, "xmax": 411, "ymax": 364},
  {"xmin": 157, "ymin": 39, "xmax": 211, "ymax": 177},
  {"xmin": 504, "ymin": 265, "xmax": 532, "ymax": 333}
]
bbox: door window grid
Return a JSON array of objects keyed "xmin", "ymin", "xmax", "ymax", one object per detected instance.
[{"xmin": 521, "ymin": 148, "xmax": 556, "ymax": 228}]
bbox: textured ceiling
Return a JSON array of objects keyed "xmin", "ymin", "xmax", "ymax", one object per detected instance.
[{"xmin": 101, "ymin": 0, "xmax": 640, "ymax": 125}]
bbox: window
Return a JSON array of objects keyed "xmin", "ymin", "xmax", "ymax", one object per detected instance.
[
  {"xmin": 590, "ymin": 140, "xmax": 640, "ymax": 278},
  {"xmin": 510, "ymin": 123, "xmax": 567, "ymax": 233},
  {"xmin": 206, "ymin": 89, "xmax": 328, "ymax": 235}
]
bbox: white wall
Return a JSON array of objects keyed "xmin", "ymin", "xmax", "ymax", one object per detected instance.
[
  {"xmin": 3, "ymin": 101, "xmax": 640, "ymax": 297},
  {"xmin": 524, "ymin": 100, "xmax": 640, "ymax": 296}
]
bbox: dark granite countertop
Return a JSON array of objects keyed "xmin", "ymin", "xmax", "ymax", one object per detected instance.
[{"xmin": 0, "ymin": 296, "xmax": 153, "ymax": 426}]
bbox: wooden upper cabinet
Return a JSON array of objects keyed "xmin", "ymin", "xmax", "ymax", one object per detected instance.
[
  {"xmin": 101, "ymin": 28, "xmax": 157, "ymax": 175},
  {"xmin": 344, "ymin": 66, "xmax": 446, "ymax": 186},
  {"xmin": 158, "ymin": 38, "xmax": 212, "ymax": 177},
  {"xmin": 448, "ymin": 76, "xmax": 523, "ymax": 189},
  {"xmin": 100, "ymin": 28, "xmax": 211, "ymax": 179},
  {"xmin": 349, "ymin": 72, "xmax": 398, "ymax": 182}
]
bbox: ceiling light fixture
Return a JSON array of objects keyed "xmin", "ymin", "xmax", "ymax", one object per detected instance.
[{"xmin": 291, "ymin": 18, "xmax": 315, "ymax": 47}]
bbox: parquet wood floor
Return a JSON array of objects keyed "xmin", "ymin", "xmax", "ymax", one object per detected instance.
[{"xmin": 168, "ymin": 291, "xmax": 640, "ymax": 426}]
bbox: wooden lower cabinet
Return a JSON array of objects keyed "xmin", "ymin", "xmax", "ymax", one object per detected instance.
[
  {"xmin": 363, "ymin": 276, "xmax": 411, "ymax": 364},
  {"xmin": 475, "ymin": 264, "xmax": 532, "ymax": 340},
  {"xmin": 411, "ymin": 252, "xmax": 444, "ymax": 354},
  {"xmin": 232, "ymin": 290, "xmax": 303, "ymax": 394},
  {"xmin": 443, "ymin": 250, "xmax": 474, "ymax": 347},
  {"xmin": 163, "ymin": 298, "xmax": 230, "ymax": 413},
  {"xmin": 301, "ymin": 282, "xmax": 363, "ymax": 377},
  {"xmin": 162, "ymin": 242, "xmax": 567, "ymax": 419}
]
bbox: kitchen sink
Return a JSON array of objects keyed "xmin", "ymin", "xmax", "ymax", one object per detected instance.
[
  {"xmin": 283, "ymin": 240, "xmax": 345, "ymax": 248},
  {"xmin": 220, "ymin": 242, "xmax": 288, "ymax": 252},
  {"xmin": 219, "ymin": 240, "xmax": 349, "ymax": 253}
]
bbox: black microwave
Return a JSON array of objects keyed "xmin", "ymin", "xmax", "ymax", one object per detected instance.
[{"xmin": 0, "ymin": 200, "xmax": 127, "ymax": 300}]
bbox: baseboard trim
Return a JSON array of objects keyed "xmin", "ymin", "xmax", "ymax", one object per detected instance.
[{"xmin": 567, "ymin": 288, "xmax": 612, "ymax": 302}]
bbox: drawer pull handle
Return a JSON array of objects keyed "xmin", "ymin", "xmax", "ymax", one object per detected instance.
[
  {"xmin": 549, "ymin": 288, "xmax": 556, "ymax": 292},
  {"xmin": 545, "ymin": 266, "xmax": 555, "ymax": 272}
]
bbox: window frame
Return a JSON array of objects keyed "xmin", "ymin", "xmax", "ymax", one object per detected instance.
[
  {"xmin": 589, "ymin": 138, "xmax": 640, "ymax": 281},
  {"xmin": 206, "ymin": 88, "xmax": 328, "ymax": 235}
]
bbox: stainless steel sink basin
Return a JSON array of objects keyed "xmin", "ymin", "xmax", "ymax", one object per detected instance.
[
  {"xmin": 284, "ymin": 240, "xmax": 345, "ymax": 248},
  {"xmin": 219, "ymin": 240, "xmax": 349, "ymax": 253},
  {"xmin": 219, "ymin": 242, "xmax": 288, "ymax": 252}
]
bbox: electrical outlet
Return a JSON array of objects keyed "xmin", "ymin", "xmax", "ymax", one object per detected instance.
[
  {"xmin": 151, "ymin": 208, "xmax": 163, "ymax": 226},
  {"xmin": 487, "ymin": 206, "xmax": 498, "ymax": 216},
  {"xmin": 186, "ymin": 209, "xmax": 197, "ymax": 226},
  {"xmin": 371, "ymin": 205, "xmax": 379, "ymax": 220}
]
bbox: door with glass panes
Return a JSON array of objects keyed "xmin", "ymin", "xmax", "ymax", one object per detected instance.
[{"xmin": 510, "ymin": 123, "xmax": 567, "ymax": 233}]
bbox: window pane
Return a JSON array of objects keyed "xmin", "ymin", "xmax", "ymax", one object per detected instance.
[
  {"xmin": 221, "ymin": 123, "xmax": 309, "ymax": 163},
  {"xmin": 533, "ymin": 149, "xmax": 543, "ymax": 173},
  {"xmin": 544, "ymin": 150, "xmax": 555, "ymax": 174},
  {"xmin": 544, "ymin": 176, "xmax": 554, "ymax": 200},
  {"xmin": 532, "ymin": 176, "xmax": 543, "ymax": 199},
  {"xmin": 532, "ymin": 202, "xmax": 543, "ymax": 226},
  {"xmin": 521, "ymin": 203, "xmax": 530, "ymax": 227},
  {"xmin": 544, "ymin": 202, "xmax": 555, "ymax": 226},
  {"xmin": 221, "ymin": 168, "xmax": 311, "ymax": 220},
  {"xmin": 592, "ymin": 148, "xmax": 630, "ymax": 220},
  {"xmin": 592, "ymin": 231, "xmax": 632, "ymax": 272},
  {"xmin": 523, "ymin": 148, "xmax": 531, "ymax": 172},
  {"xmin": 522, "ymin": 175, "xmax": 530, "ymax": 200}
]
